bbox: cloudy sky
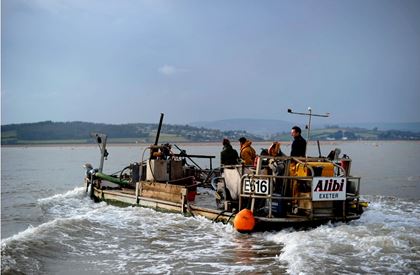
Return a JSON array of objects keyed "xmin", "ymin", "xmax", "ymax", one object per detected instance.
[{"xmin": 2, "ymin": 0, "xmax": 420, "ymax": 125}]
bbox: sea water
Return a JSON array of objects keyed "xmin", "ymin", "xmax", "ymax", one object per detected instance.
[{"xmin": 1, "ymin": 141, "xmax": 419, "ymax": 274}]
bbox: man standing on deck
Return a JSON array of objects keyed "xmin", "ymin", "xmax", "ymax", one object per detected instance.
[
  {"xmin": 239, "ymin": 137, "xmax": 256, "ymax": 165},
  {"xmin": 290, "ymin": 126, "xmax": 306, "ymax": 157},
  {"xmin": 220, "ymin": 138, "xmax": 239, "ymax": 165}
]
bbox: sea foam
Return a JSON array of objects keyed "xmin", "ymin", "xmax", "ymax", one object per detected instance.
[{"xmin": 266, "ymin": 196, "xmax": 420, "ymax": 274}]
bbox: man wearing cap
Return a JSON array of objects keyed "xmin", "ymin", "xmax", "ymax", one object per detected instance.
[
  {"xmin": 239, "ymin": 137, "xmax": 256, "ymax": 165},
  {"xmin": 220, "ymin": 138, "xmax": 239, "ymax": 165}
]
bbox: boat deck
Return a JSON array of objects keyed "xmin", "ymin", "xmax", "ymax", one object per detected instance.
[
  {"xmin": 100, "ymin": 181, "xmax": 219, "ymax": 210},
  {"xmin": 93, "ymin": 180, "xmax": 361, "ymax": 231}
]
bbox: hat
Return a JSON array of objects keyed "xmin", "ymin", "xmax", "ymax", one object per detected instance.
[
  {"xmin": 268, "ymin": 141, "xmax": 281, "ymax": 156},
  {"xmin": 223, "ymin": 138, "xmax": 230, "ymax": 146}
]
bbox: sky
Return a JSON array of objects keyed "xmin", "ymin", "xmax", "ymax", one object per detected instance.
[{"xmin": 1, "ymin": 0, "xmax": 420, "ymax": 126}]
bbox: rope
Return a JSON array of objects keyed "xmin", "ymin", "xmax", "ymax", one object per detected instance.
[
  {"xmin": 226, "ymin": 209, "xmax": 237, "ymax": 224},
  {"xmin": 212, "ymin": 210, "xmax": 228, "ymax": 223}
]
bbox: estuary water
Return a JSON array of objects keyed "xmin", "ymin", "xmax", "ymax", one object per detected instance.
[{"xmin": 1, "ymin": 141, "xmax": 419, "ymax": 274}]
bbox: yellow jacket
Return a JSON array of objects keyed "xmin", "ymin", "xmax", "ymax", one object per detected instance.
[{"xmin": 240, "ymin": 140, "xmax": 256, "ymax": 165}]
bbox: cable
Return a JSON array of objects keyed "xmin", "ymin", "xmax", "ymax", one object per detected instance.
[
  {"xmin": 226, "ymin": 209, "xmax": 237, "ymax": 224},
  {"xmin": 212, "ymin": 210, "xmax": 228, "ymax": 223}
]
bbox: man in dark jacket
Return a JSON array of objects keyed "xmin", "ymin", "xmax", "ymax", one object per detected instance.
[
  {"xmin": 220, "ymin": 138, "xmax": 239, "ymax": 165},
  {"xmin": 290, "ymin": 126, "xmax": 306, "ymax": 157}
]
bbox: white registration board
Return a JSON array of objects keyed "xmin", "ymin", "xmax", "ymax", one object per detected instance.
[
  {"xmin": 243, "ymin": 178, "xmax": 270, "ymax": 195},
  {"xmin": 312, "ymin": 177, "xmax": 347, "ymax": 201}
]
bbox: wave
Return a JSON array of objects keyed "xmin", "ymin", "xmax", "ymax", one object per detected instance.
[
  {"xmin": 37, "ymin": 186, "xmax": 107, "ymax": 220},
  {"xmin": 266, "ymin": 196, "xmax": 420, "ymax": 274},
  {"xmin": 3, "ymin": 190, "xmax": 419, "ymax": 274},
  {"xmin": 3, "ymin": 190, "xmax": 269, "ymax": 274},
  {"xmin": 1, "ymin": 214, "xmax": 90, "ymax": 274},
  {"xmin": 1, "ymin": 202, "xmax": 241, "ymax": 274},
  {"xmin": 37, "ymin": 186, "xmax": 86, "ymax": 204},
  {"xmin": 2, "ymin": 187, "xmax": 110, "ymax": 274}
]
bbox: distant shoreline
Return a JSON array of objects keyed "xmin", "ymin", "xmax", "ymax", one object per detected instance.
[
  {"xmin": 3, "ymin": 121, "xmax": 419, "ymax": 146},
  {"xmin": 2, "ymin": 140, "xmax": 419, "ymax": 148}
]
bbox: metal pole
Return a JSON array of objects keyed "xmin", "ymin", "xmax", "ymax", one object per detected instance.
[
  {"xmin": 154, "ymin": 113, "xmax": 164, "ymax": 146},
  {"xmin": 306, "ymin": 107, "xmax": 312, "ymax": 159},
  {"xmin": 98, "ymin": 134, "xmax": 107, "ymax": 173},
  {"xmin": 150, "ymin": 113, "xmax": 164, "ymax": 160},
  {"xmin": 317, "ymin": 140, "xmax": 322, "ymax": 157},
  {"xmin": 288, "ymin": 108, "xmax": 329, "ymax": 161},
  {"xmin": 173, "ymin": 144, "xmax": 203, "ymax": 170}
]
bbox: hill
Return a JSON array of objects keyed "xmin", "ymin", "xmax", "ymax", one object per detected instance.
[
  {"xmin": 336, "ymin": 122, "xmax": 420, "ymax": 133},
  {"xmin": 2, "ymin": 120, "xmax": 419, "ymax": 145},
  {"xmin": 1, "ymin": 121, "xmax": 262, "ymax": 145},
  {"xmin": 191, "ymin": 119, "xmax": 420, "ymax": 136},
  {"xmin": 270, "ymin": 127, "xmax": 420, "ymax": 141},
  {"xmin": 190, "ymin": 118, "xmax": 294, "ymax": 136}
]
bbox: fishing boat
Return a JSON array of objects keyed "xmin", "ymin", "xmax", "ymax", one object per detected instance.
[{"xmin": 83, "ymin": 111, "xmax": 366, "ymax": 232}]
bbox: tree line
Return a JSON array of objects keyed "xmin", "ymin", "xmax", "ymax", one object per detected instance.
[
  {"xmin": 1, "ymin": 121, "xmax": 261, "ymax": 144},
  {"xmin": 2, "ymin": 121, "xmax": 419, "ymax": 145}
]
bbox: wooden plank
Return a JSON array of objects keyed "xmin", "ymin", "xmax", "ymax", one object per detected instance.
[
  {"xmin": 141, "ymin": 182, "xmax": 183, "ymax": 193},
  {"xmin": 172, "ymin": 154, "xmax": 215, "ymax": 159},
  {"xmin": 121, "ymin": 188, "xmax": 136, "ymax": 195},
  {"xmin": 141, "ymin": 189, "xmax": 182, "ymax": 203}
]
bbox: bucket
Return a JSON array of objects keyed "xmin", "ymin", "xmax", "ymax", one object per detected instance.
[
  {"xmin": 271, "ymin": 194, "xmax": 286, "ymax": 217},
  {"xmin": 187, "ymin": 190, "xmax": 196, "ymax": 202}
]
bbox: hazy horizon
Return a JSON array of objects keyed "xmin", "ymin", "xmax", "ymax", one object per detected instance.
[
  {"xmin": 2, "ymin": 0, "xmax": 420, "ymax": 125},
  {"xmin": 2, "ymin": 116, "xmax": 420, "ymax": 126}
]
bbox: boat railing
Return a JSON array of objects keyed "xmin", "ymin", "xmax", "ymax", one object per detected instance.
[{"xmin": 238, "ymin": 173, "xmax": 362, "ymax": 219}]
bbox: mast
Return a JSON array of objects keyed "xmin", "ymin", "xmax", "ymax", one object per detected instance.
[
  {"xmin": 91, "ymin": 133, "xmax": 108, "ymax": 173},
  {"xmin": 287, "ymin": 107, "xmax": 329, "ymax": 159},
  {"xmin": 150, "ymin": 113, "xmax": 165, "ymax": 159},
  {"xmin": 154, "ymin": 113, "xmax": 164, "ymax": 146}
]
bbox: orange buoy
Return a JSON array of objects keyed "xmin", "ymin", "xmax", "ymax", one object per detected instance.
[{"xmin": 233, "ymin": 209, "xmax": 255, "ymax": 233}]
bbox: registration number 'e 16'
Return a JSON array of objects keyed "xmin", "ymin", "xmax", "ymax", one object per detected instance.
[{"xmin": 243, "ymin": 178, "xmax": 270, "ymax": 195}]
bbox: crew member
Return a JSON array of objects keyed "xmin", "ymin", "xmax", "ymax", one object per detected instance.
[
  {"xmin": 220, "ymin": 138, "xmax": 239, "ymax": 165},
  {"xmin": 239, "ymin": 137, "xmax": 256, "ymax": 165},
  {"xmin": 268, "ymin": 141, "xmax": 285, "ymax": 157},
  {"xmin": 290, "ymin": 126, "xmax": 306, "ymax": 157}
]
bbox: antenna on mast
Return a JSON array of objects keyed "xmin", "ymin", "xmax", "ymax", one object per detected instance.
[{"xmin": 288, "ymin": 108, "xmax": 330, "ymax": 158}]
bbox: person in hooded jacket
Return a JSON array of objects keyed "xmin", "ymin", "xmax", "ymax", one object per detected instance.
[
  {"xmin": 268, "ymin": 141, "xmax": 285, "ymax": 157},
  {"xmin": 220, "ymin": 138, "xmax": 239, "ymax": 165},
  {"xmin": 238, "ymin": 137, "xmax": 256, "ymax": 165}
]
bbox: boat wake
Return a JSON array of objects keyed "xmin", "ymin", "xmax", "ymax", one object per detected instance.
[
  {"xmin": 266, "ymin": 195, "xmax": 420, "ymax": 274},
  {"xmin": 1, "ymin": 187, "xmax": 109, "ymax": 274},
  {"xmin": 37, "ymin": 186, "xmax": 87, "ymax": 204},
  {"xmin": 3, "ymin": 188, "xmax": 266, "ymax": 274},
  {"xmin": 2, "ymin": 190, "xmax": 419, "ymax": 274},
  {"xmin": 37, "ymin": 186, "xmax": 107, "ymax": 219}
]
